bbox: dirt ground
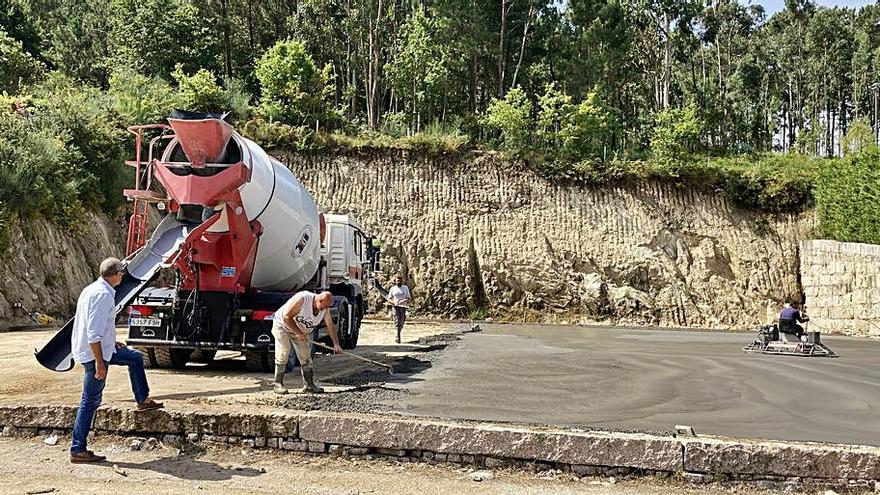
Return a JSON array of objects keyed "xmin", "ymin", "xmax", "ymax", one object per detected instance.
[
  {"xmin": 0, "ymin": 435, "xmax": 794, "ymax": 495},
  {"xmin": 1, "ymin": 319, "xmax": 456, "ymax": 415}
]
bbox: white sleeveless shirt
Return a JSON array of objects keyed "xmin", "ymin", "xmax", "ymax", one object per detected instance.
[{"xmin": 273, "ymin": 291, "xmax": 326, "ymax": 334}]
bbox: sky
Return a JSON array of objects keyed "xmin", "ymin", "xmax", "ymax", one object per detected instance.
[{"xmin": 756, "ymin": 0, "xmax": 876, "ymax": 15}]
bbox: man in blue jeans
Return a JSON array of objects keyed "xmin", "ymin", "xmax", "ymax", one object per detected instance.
[{"xmin": 69, "ymin": 257, "xmax": 163, "ymax": 463}]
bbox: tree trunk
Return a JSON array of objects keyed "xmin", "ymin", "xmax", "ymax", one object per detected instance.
[
  {"xmin": 510, "ymin": 2, "xmax": 535, "ymax": 90},
  {"xmin": 498, "ymin": 0, "xmax": 509, "ymax": 97}
]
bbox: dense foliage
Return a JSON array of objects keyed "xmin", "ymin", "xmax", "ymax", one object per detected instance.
[{"xmin": 0, "ymin": 0, "xmax": 879, "ymax": 243}]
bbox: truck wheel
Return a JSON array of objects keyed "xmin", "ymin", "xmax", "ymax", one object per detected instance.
[
  {"xmin": 191, "ymin": 349, "xmax": 217, "ymax": 363},
  {"xmin": 350, "ymin": 306, "xmax": 361, "ymax": 349},
  {"xmin": 153, "ymin": 347, "xmax": 192, "ymax": 369},
  {"xmin": 133, "ymin": 346, "xmax": 157, "ymax": 368},
  {"xmin": 337, "ymin": 300, "xmax": 353, "ymax": 349},
  {"xmin": 244, "ymin": 349, "xmax": 272, "ymax": 373}
]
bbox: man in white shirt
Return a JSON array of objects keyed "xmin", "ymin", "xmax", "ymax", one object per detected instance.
[
  {"xmin": 387, "ymin": 275, "xmax": 411, "ymax": 343},
  {"xmin": 69, "ymin": 257, "xmax": 163, "ymax": 464}
]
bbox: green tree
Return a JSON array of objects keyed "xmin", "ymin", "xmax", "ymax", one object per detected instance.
[
  {"xmin": 255, "ymin": 40, "xmax": 335, "ymax": 127},
  {"xmin": 561, "ymin": 91, "xmax": 611, "ymax": 160},
  {"xmin": 109, "ymin": 69, "xmax": 178, "ymax": 124},
  {"xmin": 0, "ymin": 27, "xmax": 42, "ymax": 92},
  {"xmin": 172, "ymin": 66, "xmax": 228, "ymax": 114},
  {"xmin": 650, "ymin": 105, "xmax": 703, "ymax": 160},
  {"xmin": 481, "ymin": 86, "xmax": 533, "ymax": 152},
  {"xmin": 841, "ymin": 117, "xmax": 874, "ymax": 155},
  {"xmin": 385, "ymin": 7, "xmax": 460, "ymax": 132},
  {"xmin": 110, "ymin": 0, "xmax": 222, "ymax": 80}
]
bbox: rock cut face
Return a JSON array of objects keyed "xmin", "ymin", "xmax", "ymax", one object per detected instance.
[{"xmin": 291, "ymin": 152, "xmax": 810, "ymax": 329}]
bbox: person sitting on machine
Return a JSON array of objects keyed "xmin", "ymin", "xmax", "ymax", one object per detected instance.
[{"xmin": 779, "ymin": 299, "xmax": 810, "ymax": 338}]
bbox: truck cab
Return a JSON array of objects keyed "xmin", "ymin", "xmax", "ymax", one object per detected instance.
[{"xmin": 321, "ymin": 214, "xmax": 380, "ymax": 347}]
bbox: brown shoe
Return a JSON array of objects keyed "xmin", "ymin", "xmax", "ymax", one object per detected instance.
[
  {"xmin": 136, "ymin": 398, "xmax": 164, "ymax": 411},
  {"xmin": 70, "ymin": 451, "xmax": 106, "ymax": 463}
]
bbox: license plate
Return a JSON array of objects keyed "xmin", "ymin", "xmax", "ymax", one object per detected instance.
[{"xmin": 130, "ymin": 317, "xmax": 161, "ymax": 327}]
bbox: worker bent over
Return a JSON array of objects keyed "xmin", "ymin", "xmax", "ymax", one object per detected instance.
[
  {"xmin": 69, "ymin": 257, "xmax": 163, "ymax": 464},
  {"xmin": 272, "ymin": 290, "xmax": 342, "ymax": 394}
]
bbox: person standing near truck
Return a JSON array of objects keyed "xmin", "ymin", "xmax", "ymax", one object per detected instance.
[
  {"xmin": 69, "ymin": 257, "xmax": 164, "ymax": 464},
  {"xmin": 272, "ymin": 290, "xmax": 342, "ymax": 394},
  {"xmin": 388, "ymin": 275, "xmax": 411, "ymax": 343}
]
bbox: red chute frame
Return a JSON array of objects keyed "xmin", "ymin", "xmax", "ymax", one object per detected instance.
[{"xmin": 123, "ymin": 118, "xmax": 262, "ymax": 294}]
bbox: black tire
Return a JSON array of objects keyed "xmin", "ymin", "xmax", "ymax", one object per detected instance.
[
  {"xmin": 191, "ymin": 349, "xmax": 217, "ymax": 363},
  {"xmin": 153, "ymin": 347, "xmax": 192, "ymax": 369},
  {"xmin": 350, "ymin": 305, "xmax": 361, "ymax": 349},
  {"xmin": 133, "ymin": 346, "xmax": 157, "ymax": 368},
  {"xmin": 337, "ymin": 300, "xmax": 353, "ymax": 349},
  {"xmin": 244, "ymin": 349, "xmax": 272, "ymax": 372}
]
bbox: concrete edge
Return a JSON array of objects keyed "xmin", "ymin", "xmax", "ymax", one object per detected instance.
[{"xmin": 0, "ymin": 405, "xmax": 878, "ymax": 484}]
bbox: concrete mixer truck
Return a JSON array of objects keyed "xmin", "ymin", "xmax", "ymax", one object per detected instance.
[{"xmin": 36, "ymin": 112, "xmax": 380, "ymax": 373}]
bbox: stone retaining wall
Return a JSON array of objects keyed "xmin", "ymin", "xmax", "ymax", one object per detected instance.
[
  {"xmin": 1, "ymin": 404, "xmax": 878, "ymax": 488},
  {"xmin": 800, "ymin": 240, "xmax": 880, "ymax": 337}
]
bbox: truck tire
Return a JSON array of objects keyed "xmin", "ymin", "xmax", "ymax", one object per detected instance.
[
  {"xmin": 153, "ymin": 347, "xmax": 192, "ymax": 369},
  {"xmin": 244, "ymin": 349, "xmax": 272, "ymax": 372},
  {"xmin": 191, "ymin": 349, "xmax": 217, "ymax": 363},
  {"xmin": 350, "ymin": 305, "xmax": 361, "ymax": 348},
  {"xmin": 133, "ymin": 346, "xmax": 157, "ymax": 368},
  {"xmin": 337, "ymin": 300, "xmax": 353, "ymax": 349}
]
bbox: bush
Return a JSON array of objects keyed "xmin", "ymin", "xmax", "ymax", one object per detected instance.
[
  {"xmin": 109, "ymin": 69, "xmax": 178, "ymax": 124},
  {"xmin": 0, "ymin": 26, "xmax": 43, "ymax": 93},
  {"xmin": 0, "ymin": 107, "xmax": 81, "ymax": 217},
  {"xmin": 32, "ymin": 74, "xmax": 128, "ymax": 212},
  {"xmin": 255, "ymin": 40, "xmax": 337, "ymax": 128},
  {"xmin": 481, "ymin": 87, "xmax": 532, "ymax": 153},
  {"xmin": 172, "ymin": 66, "xmax": 228, "ymax": 114},
  {"xmin": 650, "ymin": 105, "xmax": 703, "ymax": 162},
  {"xmin": 815, "ymin": 147, "xmax": 880, "ymax": 243}
]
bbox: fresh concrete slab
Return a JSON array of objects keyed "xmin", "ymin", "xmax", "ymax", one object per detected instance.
[{"xmin": 393, "ymin": 324, "xmax": 880, "ymax": 446}]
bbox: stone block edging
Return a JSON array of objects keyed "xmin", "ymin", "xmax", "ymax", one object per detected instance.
[{"xmin": 1, "ymin": 404, "xmax": 879, "ymax": 482}]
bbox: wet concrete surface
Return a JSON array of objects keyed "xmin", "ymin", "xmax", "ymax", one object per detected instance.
[{"xmin": 390, "ymin": 324, "xmax": 880, "ymax": 446}]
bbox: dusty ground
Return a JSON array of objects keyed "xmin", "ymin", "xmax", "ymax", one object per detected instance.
[
  {"xmin": 0, "ymin": 435, "xmax": 805, "ymax": 495},
  {"xmin": 1, "ymin": 319, "xmax": 454, "ymax": 415}
]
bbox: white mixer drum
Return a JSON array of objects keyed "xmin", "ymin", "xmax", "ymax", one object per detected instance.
[{"xmin": 162, "ymin": 132, "xmax": 321, "ymax": 292}]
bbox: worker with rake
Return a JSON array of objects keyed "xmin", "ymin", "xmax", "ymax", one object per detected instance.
[{"xmin": 271, "ymin": 291, "xmax": 342, "ymax": 394}]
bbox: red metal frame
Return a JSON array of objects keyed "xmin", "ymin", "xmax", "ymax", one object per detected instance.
[{"xmin": 123, "ymin": 119, "xmax": 262, "ymax": 292}]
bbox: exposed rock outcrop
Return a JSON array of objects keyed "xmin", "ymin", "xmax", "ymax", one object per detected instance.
[
  {"xmin": 284, "ymin": 151, "xmax": 813, "ymax": 328},
  {"xmin": 0, "ymin": 212, "xmax": 124, "ymax": 327}
]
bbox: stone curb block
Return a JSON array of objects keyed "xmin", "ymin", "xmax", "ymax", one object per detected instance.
[
  {"xmin": 298, "ymin": 412, "xmax": 683, "ymax": 471},
  {"xmin": 682, "ymin": 437, "xmax": 880, "ymax": 480},
  {"xmin": 3, "ymin": 405, "xmax": 880, "ymax": 481}
]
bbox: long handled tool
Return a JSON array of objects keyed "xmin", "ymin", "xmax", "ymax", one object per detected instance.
[{"xmin": 310, "ymin": 340, "xmax": 394, "ymax": 375}]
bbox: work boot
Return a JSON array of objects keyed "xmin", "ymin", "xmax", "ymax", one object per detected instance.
[
  {"xmin": 273, "ymin": 365, "xmax": 290, "ymax": 395},
  {"xmin": 395, "ymin": 329, "xmax": 401, "ymax": 344},
  {"xmin": 300, "ymin": 364, "xmax": 324, "ymax": 394},
  {"xmin": 70, "ymin": 451, "xmax": 106, "ymax": 463},
  {"xmin": 136, "ymin": 398, "xmax": 164, "ymax": 411}
]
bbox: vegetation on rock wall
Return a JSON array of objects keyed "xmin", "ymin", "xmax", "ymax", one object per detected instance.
[{"xmin": 2, "ymin": 0, "xmax": 879, "ymax": 245}]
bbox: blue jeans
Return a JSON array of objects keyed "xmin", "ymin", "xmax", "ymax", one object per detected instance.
[{"xmin": 70, "ymin": 347, "xmax": 150, "ymax": 453}]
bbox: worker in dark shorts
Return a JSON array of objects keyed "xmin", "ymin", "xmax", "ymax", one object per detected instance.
[
  {"xmin": 779, "ymin": 299, "xmax": 810, "ymax": 336},
  {"xmin": 387, "ymin": 275, "xmax": 411, "ymax": 343}
]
